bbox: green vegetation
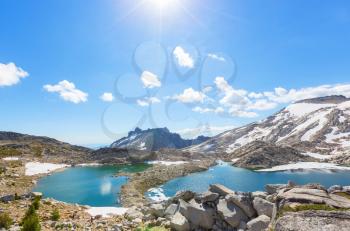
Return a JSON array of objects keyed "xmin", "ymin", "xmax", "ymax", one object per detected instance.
[
  {"xmin": 31, "ymin": 146, "xmax": 43, "ymax": 157},
  {"xmin": 0, "ymin": 146, "xmax": 21, "ymax": 157},
  {"xmin": 136, "ymin": 224, "xmax": 169, "ymax": 231},
  {"xmin": 0, "ymin": 212, "xmax": 13, "ymax": 229},
  {"xmin": 334, "ymin": 192, "xmax": 350, "ymax": 200},
  {"xmin": 21, "ymin": 197, "xmax": 42, "ymax": 231},
  {"xmin": 21, "ymin": 212, "xmax": 40, "ymax": 231},
  {"xmin": 277, "ymin": 203, "xmax": 350, "ymax": 218},
  {"xmin": 32, "ymin": 196, "xmax": 41, "ymax": 210},
  {"xmin": 50, "ymin": 208, "xmax": 60, "ymax": 221},
  {"xmin": 0, "ymin": 165, "xmax": 5, "ymax": 174}
]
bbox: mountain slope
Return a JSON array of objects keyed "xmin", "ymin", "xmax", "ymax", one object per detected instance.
[
  {"xmin": 0, "ymin": 131, "xmax": 91, "ymax": 163},
  {"xmin": 187, "ymin": 95, "xmax": 350, "ymax": 157},
  {"xmin": 111, "ymin": 127, "xmax": 210, "ymax": 151}
]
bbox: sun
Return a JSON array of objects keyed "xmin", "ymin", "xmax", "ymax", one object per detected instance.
[{"xmin": 148, "ymin": 0, "xmax": 179, "ymax": 11}]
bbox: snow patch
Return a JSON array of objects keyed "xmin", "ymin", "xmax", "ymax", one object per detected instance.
[
  {"xmin": 226, "ymin": 126, "xmax": 272, "ymax": 153},
  {"xmin": 138, "ymin": 142, "xmax": 146, "ymax": 150},
  {"xmin": 86, "ymin": 207, "xmax": 128, "ymax": 217},
  {"xmin": 77, "ymin": 163, "xmax": 102, "ymax": 167},
  {"xmin": 147, "ymin": 160, "xmax": 188, "ymax": 166},
  {"xmin": 339, "ymin": 115, "xmax": 347, "ymax": 123},
  {"xmin": 285, "ymin": 103, "xmax": 335, "ymax": 117},
  {"xmin": 300, "ymin": 110, "xmax": 329, "ymax": 141},
  {"xmin": 2, "ymin": 157, "xmax": 19, "ymax": 161},
  {"xmin": 301, "ymin": 152, "xmax": 332, "ymax": 160},
  {"xmin": 257, "ymin": 162, "xmax": 350, "ymax": 172},
  {"xmin": 25, "ymin": 162, "xmax": 69, "ymax": 176}
]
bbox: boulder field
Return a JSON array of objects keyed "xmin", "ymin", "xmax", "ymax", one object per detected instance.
[{"xmin": 125, "ymin": 182, "xmax": 350, "ymax": 231}]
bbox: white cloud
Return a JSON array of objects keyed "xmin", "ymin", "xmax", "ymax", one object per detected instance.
[
  {"xmin": 44, "ymin": 80, "xmax": 88, "ymax": 104},
  {"xmin": 100, "ymin": 92, "xmax": 114, "ymax": 102},
  {"xmin": 248, "ymin": 92, "xmax": 264, "ymax": 99},
  {"xmin": 263, "ymin": 84, "xmax": 350, "ymax": 103},
  {"xmin": 229, "ymin": 108, "xmax": 258, "ymax": 118},
  {"xmin": 173, "ymin": 46, "xmax": 194, "ymax": 68},
  {"xmin": 208, "ymin": 53, "xmax": 226, "ymax": 62},
  {"xmin": 177, "ymin": 124, "xmax": 236, "ymax": 139},
  {"xmin": 192, "ymin": 106, "xmax": 224, "ymax": 114},
  {"xmin": 172, "ymin": 88, "xmax": 206, "ymax": 103},
  {"xmin": 141, "ymin": 71, "xmax": 161, "ymax": 88},
  {"xmin": 137, "ymin": 97, "xmax": 161, "ymax": 107},
  {"xmin": 246, "ymin": 99, "xmax": 278, "ymax": 111},
  {"xmin": 202, "ymin": 86, "xmax": 213, "ymax": 93},
  {"xmin": 0, "ymin": 62, "xmax": 29, "ymax": 87},
  {"xmin": 214, "ymin": 77, "xmax": 250, "ymax": 106}
]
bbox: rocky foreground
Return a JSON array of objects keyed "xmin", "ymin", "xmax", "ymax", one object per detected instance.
[
  {"xmin": 2, "ymin": 182, "xmax": 350, "ymax": 230},
  {"xmin": 125, "ymin": 182, "xmax": 350, "ymax": 231}
]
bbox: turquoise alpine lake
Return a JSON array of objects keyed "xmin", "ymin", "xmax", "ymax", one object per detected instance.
[
  {"xmin": 32, "ymin": 164, "xmax": 150, "ymax": 207},
  {"xmin": 146, "ymin": 163, "xmax": 350, "ymax": 200},
  {"xmin": 34, "ymin": 163, "xmax": 350, "ymax": 207}
]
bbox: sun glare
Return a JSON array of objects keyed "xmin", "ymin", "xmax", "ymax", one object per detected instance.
[{"xmin": 149, "ymin": 0, "xmax": 178, "ymax": 10}]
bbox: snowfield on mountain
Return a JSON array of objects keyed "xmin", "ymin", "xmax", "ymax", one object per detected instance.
[{"xmin": 187, "ymin": 96, "xmax": 350, "ymax": 161}]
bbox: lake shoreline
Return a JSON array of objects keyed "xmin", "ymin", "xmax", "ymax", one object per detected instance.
[{"xmin": 118, "ymin": 159, "xmax": 217, "ymax": 207}]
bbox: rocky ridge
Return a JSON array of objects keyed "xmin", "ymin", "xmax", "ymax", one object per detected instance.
[
  {"xmin": 226, "ymin": 141, "xmax": 316, "ymax": 169},
  {"xmin": 187, "ymin": 95, "xmax": 350, "ymax": 164},
  {"xmin": 111, "ymin": 127, "xmax": 210, "ymax": 151},
  {"xmin": 0, "ymin": 131, "xmax": 91, "ymax": 164}
]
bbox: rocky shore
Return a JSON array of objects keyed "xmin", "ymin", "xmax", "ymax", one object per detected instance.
[
  {"xmin": 123, "ymin": 182, "xmax": 350, "ymax": 231},
  {"xmin": 118, "ymin": 159, "xmax": 216, "ymax": 207}
]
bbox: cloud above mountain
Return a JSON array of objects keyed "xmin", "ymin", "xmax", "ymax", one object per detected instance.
[
  {"xmin": 0, "ymin": 62, "xmax": 28, "ymax": 87},
  {"xmin": 44, "ymin": 80, "xmax": 88, "ymax": 104},
  {"xmin": 167, "ymin": 75, "xmax": 350, "ymax": 118},
  {"xmin": 171, "ymin": 88, "xmax": 207, "ymax": 103}
]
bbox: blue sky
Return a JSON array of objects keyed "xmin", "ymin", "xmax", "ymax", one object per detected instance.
[{"xmin": 1, "ymin": 0, "xmax": 350, "ymax": 146}]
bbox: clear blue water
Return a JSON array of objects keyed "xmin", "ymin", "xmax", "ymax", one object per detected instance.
[
  {"xmin": 32, "ymin": 164, "xmax": 150, "ymax": 207},
  {"xmin": 147, "ymin": 163, "xmax": 350, "ymax": 199},
  {"xmin": 34, "ymin": 163, "xmax": 350, "ymax": 207}
]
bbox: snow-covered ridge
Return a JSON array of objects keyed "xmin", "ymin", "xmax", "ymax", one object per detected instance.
[
  {"xmin": 257, "ymin": 162, "xmax": 350, "ymax": 172},
  {"xmin": 186, "ymin": 96, "xmax": 350, "ymax": 156}
]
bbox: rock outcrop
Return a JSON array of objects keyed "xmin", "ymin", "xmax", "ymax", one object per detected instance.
[
  {"xmin": 110, "ymin": 127, "xmax": 210, "ymax": 151},
  {"xmin": 137, "ymin": 182, "xmax": 350, "ymax": 231}
]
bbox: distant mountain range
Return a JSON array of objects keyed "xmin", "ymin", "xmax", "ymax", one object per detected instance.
[
  {"xmin": 186, "ymin": 95, "xmax": 350, "ymax": 160},
  {"xmin": 0, "ymin": 131, "xmax": 91, "ymax": 163},
  {"xmin": 110, "ymin": 127, "xmax": 210, "ymax": 151}
]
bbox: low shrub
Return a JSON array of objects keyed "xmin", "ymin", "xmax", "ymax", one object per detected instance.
[
  {"xmin": 0, "ymin": 212, "xmax": 13, "ymax": 229},
  {"xmin": 32, "ymin": 196, "xmax": 40, "ymax": 210},
  {"xmin": 50, "ymin": 208, "xmax": 60, "ymax": 221},
  {"xmin": 21, "ymin": 212, "xmax": 40, "ymax": 231}
]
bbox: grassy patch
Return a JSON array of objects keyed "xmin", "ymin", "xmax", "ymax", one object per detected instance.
[
  {"xmin": 277, "ymin": 204, "xmax": 350, "ymax": 218},
  {"xmin": 0, "ymin": 146, "xmax": 21, "ymax": 157},
  {"xmin": 0, "ymin": 212, "xmax": 13, "ymax": 229},
  {"xmin": 136, "ymin": 224, "xmax": 170, "ymax": 231},
  {"xmin": 31, "ymin": 146, "xmax": 43, "ymax": 157},
  {"xmin": 334, "ymin": 192, "xmax": 350, "ymax": 200}
]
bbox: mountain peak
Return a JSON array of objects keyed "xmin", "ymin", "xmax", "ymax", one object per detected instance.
[
  {"xmin": 295, "ymin": 95, "xmax": 349, "ymax": 104},
  {"xmin": 111, "ymin": 127, "xmax": 210, "ymax": 151}
]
